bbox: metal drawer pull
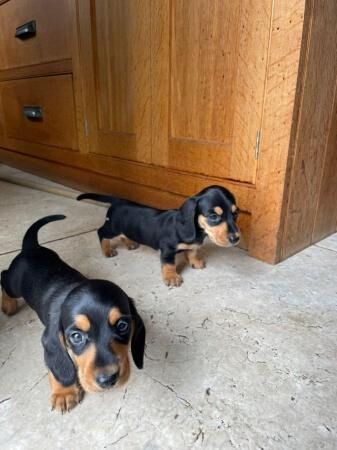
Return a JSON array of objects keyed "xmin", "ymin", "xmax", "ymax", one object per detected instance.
[
  {"xmin": 23, "ymin": 106, "xmax": 43, "ymax": 120},
  {"xmin": 15, "ymin": 20, "xmax": 36, "ymax": 39}
]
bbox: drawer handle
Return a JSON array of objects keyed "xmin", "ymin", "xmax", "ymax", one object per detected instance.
[
  {"xmin": 23, "ymin": 106, "xmax": 43, "ymax": 120},
  {"xmin": 15, "ymin": 20, "xmax": 36, "ymax": 40}
]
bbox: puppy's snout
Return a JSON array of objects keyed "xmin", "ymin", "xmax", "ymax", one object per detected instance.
[
  {"xmin": 96, "ymin": 371, "xmax": 119, "ymax": 388},
  {"xmin": 228, "ymin": 234, "xmax": 240, "ymax": 245}
]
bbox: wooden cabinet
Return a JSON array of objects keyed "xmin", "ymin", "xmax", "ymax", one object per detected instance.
[
  {"xmin": 0, "ymin": 0, "xmax": 336, "ymax": 264},
  {"xmin": 0, "ymin": 0, "xmax": 81, "ymax": 157}
]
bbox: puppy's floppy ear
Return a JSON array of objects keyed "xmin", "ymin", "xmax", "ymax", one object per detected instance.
[
  {"xmin": 176, "ymin": 197, "xmax": 198, "ymax": 242},
  {"xmin": 41, "ymin": 321, "xmax": 77, "ymax": 387},
  {"xmin": 128, "ymin": 298, "xmax": 146, "ymax": 369}
]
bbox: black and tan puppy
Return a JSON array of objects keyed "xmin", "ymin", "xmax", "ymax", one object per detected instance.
[
  {"xmin": 77, "ymin": 185, "xmax": 240, "ymax": 287},
  {"xmin": 1, "ymin": 215, "xmax": 145, "ymax": 413}
]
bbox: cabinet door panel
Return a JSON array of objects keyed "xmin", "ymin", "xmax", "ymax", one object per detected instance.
[
  {"xmin": 152, "ymin": 0, "xmax": 272, "ymax": 182},
  {"xmin": 81, "ymin": 0, "xmax": 151, "ymax": 163}
]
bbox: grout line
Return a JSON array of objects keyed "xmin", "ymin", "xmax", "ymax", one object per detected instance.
[
  {"xmin": 0, "ymin": 228, "xmax": 98, "ymax": 257},
  {"xmin": 0, "ymin": 176, "xmax": 80, "ymax": 201},
  {"xmin": 314, "ymin": 244, "xmax": 337, "ymax": 254},
  {"xmin": 0, "ymin": 176, "xmax": 108, "ymax": 208}
]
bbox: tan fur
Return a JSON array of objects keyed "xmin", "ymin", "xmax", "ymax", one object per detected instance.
[
  {"xmin": 102, "ymin": 235, "xmax": 139, "ymax": 255},
  {"xmin": 231, "ymin": 204, "xmax": 237, "ymax": 212},
  {"xmin": 1, "ymin": 289, "xmax": 18, "ymax": 316},
  {"xmin": 71, "ymin": 343, "xmax": 122, "ymax": 393},
  {"xmin": 101, "ymin": 238, "xmax": 119, "ymax": 257},
  {"xmin": 121, "ymin": 235, "xmax": 139, "ymax": 250},
  {"xmin": 108, "ymin": 307, "xmax": 121, "ymax": 326},
  {"xmin": 185, "ymin": 249, "xmax": 206, "ymax": 269},
  {"xmin": 111, "ymin": 341, "xmax": 131, "ymax": 385},
  {"xmin": 177, "ymin": 242, "xmax": 200, "ymax": 251},
  {"xmin": 214, "ymin": 206, "xmax": 223, "ymax": 215},
  {"xmin": 198, "ymin": 215, "xmax": 230, "ymax": 247},
  {"xmin": 161, "ymin": 264, "xmax": 183, "ymax": 287},
  {"xmin": 73, "ymin": 344, "xmax": 98, "ymax": 393},
  {"xmin": 48, "ymin": 372, "xmax": 83, "ymax": 413},
  {"xmin": 74, "ymin": 314, "xmax": 91, "ymax": 332}
]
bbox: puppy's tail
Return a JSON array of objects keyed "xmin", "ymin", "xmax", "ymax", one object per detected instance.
[
  {"xmin": 77, "ymin": 193, "xmax": 118, "ymax": 204},
  {"xmin": 22, "ymin": 215, "xmax": 66, "ymax": 250}
]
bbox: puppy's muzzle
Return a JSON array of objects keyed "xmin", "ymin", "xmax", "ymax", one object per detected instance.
[
  {"xmin": 228, "ymin": 234, "xmax": 240, "ymax": 246},
  {"xmin": 96, "ymin": 371, "xmax": 119, "ymax": 389}
]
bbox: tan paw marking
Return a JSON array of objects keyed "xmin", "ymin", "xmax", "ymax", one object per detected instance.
[
  {"xmin": 162, "ymin": 265, "xmax": 183, "ymax": 287},
  {"xmin": 49, "ymin": 372, "xmax": 83, "ymax": 414},
  {"xmin": 121, "ymin": 236, "xmax": 140, "ymax": 250},
  {"xmin": 51, "ymin": 387, "xmax": 83, "ymax": 413},
  {"xmin": 101, "ymin": 238, "xmax": 118, "ymax": 257},
  {"xmin": 191, "ymin": 258, "xmax": 206, "ymax": 269},
  {"xmin": 185, "ymin": 250, "xmax": 206, "ymax": 269},
  {"xmin": 1, "ymin": 290, "xmax": 18, "ymax": 316}
]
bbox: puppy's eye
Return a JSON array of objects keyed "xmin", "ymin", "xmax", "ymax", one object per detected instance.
[
  {"xmin": 69, "ymin": 331, "xmax": 86, "ymax": 346},
  {"xmin": 207, "ymin": 213, "xmax": 221, "ymax": 223},
  {"xmin": 116, "ymin": 319, "xmax": 129, "ymax": 334}
]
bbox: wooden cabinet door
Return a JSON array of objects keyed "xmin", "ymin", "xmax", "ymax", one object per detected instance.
[
  {"xmin": 79, "ymin": 0, "xmax": 152, "ymax": 163},
  {"xmin": 79, "ymin": 1, "xmax": 271, "ymax": 182},
  {"xmin": 151, "ymin": 0, "xmax": 272, "ymax": 183}
]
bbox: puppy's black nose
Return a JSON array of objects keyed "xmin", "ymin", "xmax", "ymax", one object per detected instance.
[
  {"xmin": 96, "ymin": 372, "xmax": 119, "ymax": 388},
  {"xmin": 228, "ymin": 234, "xmax": 240, "ymax": 245}
]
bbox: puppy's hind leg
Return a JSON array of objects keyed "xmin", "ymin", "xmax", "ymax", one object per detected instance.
[
  {"xmin": 1, "ymin": 289, "xmax": 18, "ymax": 316},
  {"xmin": 97, "ymin": 224, "xmax": 120, "ymax": 257},
  {"xmin": 1, "ymin": 271, "xmax": 19, "ymax": 316},
  {"xmin": 121, "ymin": 235, "xmax": 140, "ymax": 251}
]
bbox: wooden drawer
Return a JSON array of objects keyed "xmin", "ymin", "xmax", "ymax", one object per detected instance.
[
  {"xmin": 0, "ymin": 75, "xmax": 78, "ymax": 150},
  {"xmin": 0, "ymin": 0, "xmax": 72, "ymax": 71}
]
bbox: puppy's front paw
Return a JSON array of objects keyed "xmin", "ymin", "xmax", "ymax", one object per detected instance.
[
  {"xmin": 51, "ymin": 385, "xmax": 83, "ymax": 414},
  {"xmin": 162, "ymin": 264, "xmax": 183, "ymax": 287},
  {"xmin": 185, "ymin": 251, "xmax": 206, "ymax": 270},
  {"xmin": 163, "ymin": 273, "xmax": 183, "ymax": 287},
  {"xmin": 127, "ymin": 242, "xmax": 140, "ymax": 250},
  {"xmin": 191, "ymin": 258, "xmax": 206, "ymax": 269}
]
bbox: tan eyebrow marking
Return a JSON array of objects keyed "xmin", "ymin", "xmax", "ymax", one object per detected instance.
[
  {"xmin": 74, "ymin": 314, "xmax": 91, "ymax": 332},
  {"xmin": 214, "ymin": 206, "xmax": 223, "ymax": 215},
  {"xmin": 231, "ymin": 205, "xmax": 237, "ymax": 212},
  {"xmin": 108, "ymin": 307, "xmax": 122, "ymax": 326}
]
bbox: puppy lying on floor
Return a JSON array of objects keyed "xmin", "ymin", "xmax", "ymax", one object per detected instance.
[
  {"xmin": 1, "ymin": 215, "xmax": 145, "ymax": 413},
  {"xmin": 77, "ymin": 185, "xmax": 241, "ymax": 287}
]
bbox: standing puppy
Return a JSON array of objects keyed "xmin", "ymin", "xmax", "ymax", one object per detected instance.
[
  {"xmin": 1, "ymin": 215, "xmax": 145, "ymax": 413},
  {"xmin": 77, "ymin": 185, "xmax": 240, "ymax": 287}
]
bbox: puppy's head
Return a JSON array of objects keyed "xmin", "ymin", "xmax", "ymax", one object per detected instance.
[
  {"xmin": 196, "ymin": 185, "xmax": 240, "ymax": 247},
  {"xmin": 59, "ymin": 280, "xmax": 145, "ymax": 393},
  {"xmin": 178, "ymin": 185, "xmax": 240, "ymax": 247}
]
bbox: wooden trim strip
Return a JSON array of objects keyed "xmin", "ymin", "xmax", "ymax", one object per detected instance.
[
  {"xmin": 0, "ymin": 59, "xmax": 72, "ymax": 82},
  {"xmin": 0, "ymin": 146, "xmax": 254, "ymax": 212}
]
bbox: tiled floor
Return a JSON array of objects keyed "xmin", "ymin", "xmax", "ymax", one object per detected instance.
[{"xmin": 0, "ymin": 165, "xmax": 336, "ymax": 449}]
